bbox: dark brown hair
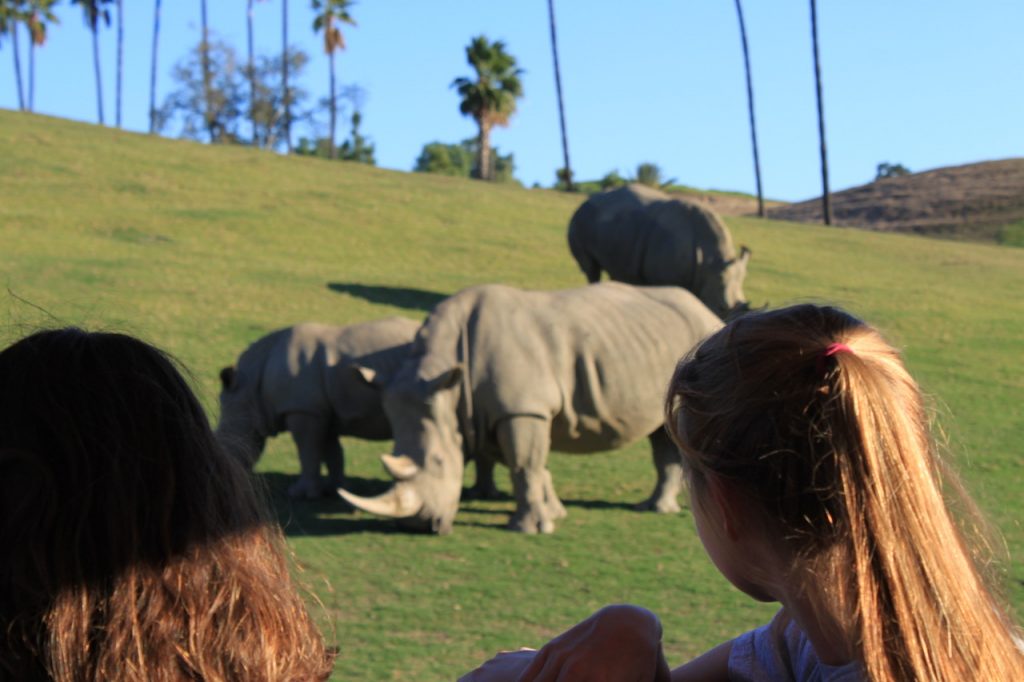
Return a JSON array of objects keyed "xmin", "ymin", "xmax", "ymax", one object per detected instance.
[
  {"xmin": 0, "ymin": 328, "xmax": 334, "ymax": 680},
  {"xmin": 665, "ymin": 304, "xmax": 1023, "ymax": 681}
]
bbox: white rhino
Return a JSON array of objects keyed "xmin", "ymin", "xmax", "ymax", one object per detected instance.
[
  {"xmin": 568, "ymin": 183, "xmax": 751, "ymax": 319},
  {"xmin": 216, "ymin": 318, "xmax": 419, "ymax": 499},
  {"xmin": 339, "ymin": 282, "xmax": 723, "ymax": 535}
]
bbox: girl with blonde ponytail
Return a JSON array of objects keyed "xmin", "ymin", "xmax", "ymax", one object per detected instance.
[{"xmin": 462, "ymin": 304, "xmax": 1023, "ymax": 681}]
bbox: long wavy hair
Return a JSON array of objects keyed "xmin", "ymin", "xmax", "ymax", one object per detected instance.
[
  {"xmin": 0, "ymin": 328, "xmax": 334, "ymax": 681},
  {"xmin": 665, "ymin": 304, "xmax": 1023, "ymax": 680}
]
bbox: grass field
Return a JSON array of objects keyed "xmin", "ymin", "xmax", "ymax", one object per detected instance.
[{"xmin": 2, "ymin": 110, "xmax": 1022, "ymax": 680}]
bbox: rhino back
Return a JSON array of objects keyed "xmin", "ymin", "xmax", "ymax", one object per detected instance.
[
  {"xmin": 640, "ymin": 199, "xmax": 736, "ymax": 287},
  {"xmin": 430, "ymin": 283, "xmax": 721, "ymax": 453},
  {"xmin": 255, "ymin": 319, "xmax": 416, "ymax": 436}
]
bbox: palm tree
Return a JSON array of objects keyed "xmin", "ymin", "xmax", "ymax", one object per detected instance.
[
  {"xmin": 26, "ymin": 0, "xmax": 59, "ymax": 112},
  {"xmin": 200, "ymin": 0, "xmax": 213, "ymax": 140},
  {"xmin": 0, "ymin": 0, "xmax": 27, "ymax": 111},
  {"xmin": 246, "ymin": 0, "xmax": 268, "ymax": 144},
  {"xmin": 312, "ymin": 0, "xmax": 355, "ymax": 159},
  {"xmin": 71, "ymin": 0, "xmax": 113, "ymax": 125},
  {"xmin": 734, "ymin": 0, "xmax": 763, "ymax": 217},
  {"xmin": 810, "ymin": 0, "xmax": 832, "ymax": 225},
  {"xmin": 546, "ymin": 0, "xmax": 572, "ymax": 191},
  {"xmin": 282, "ymin": 0, "xmax": 291, "ymax": 152},
  {"xmin": 149, "ymin": 0, "xmax": 162, "ymax": 132},
  {"xmin": 452, "ymin": 36, "xmax": 523, "ymax": 181},
  {"xmin": 115, "ymin": 0, "xmax": 123, "ymax": 127}
]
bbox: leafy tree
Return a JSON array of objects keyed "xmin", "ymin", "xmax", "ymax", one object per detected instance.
[
  {"xmin": 546, "ymin": 0, "xmax": 572, "ymax": 191},
  {"xmin": 0, "ymin": 0, "xmax": 28, "ymax": 111},
  {"xmin": 295, "ymin": 110, "xmax": 375, "ymax": 164},
  {"xmin": 599, "ymin": 169, "xmax": 627, "ymax": 190},
  {"xmin": 876, "ymin": 162, "xmax": 910, "ymax": 180},
  {"xmin": 734, "ymin": 0, "xmax": 764, "ymax": 216},
  {"xmin": 157, "ymin": 38, "xmax": 246, "ymax": 144},
  {"xmin": 337, "ymin": 110, "xmax": 374, "ymax": 163},
  {"xmin": 312, "ymin": 0, "xmax": 356, "ymax": 160},
  {"xmin": 414, "ymin": 138, "xmax": 515, "ymax": 183},
  {"xmin": 149, "ymin": 0, "xmax": 162, "ymax": 132},
  {"xmin": 247, "ymin": 47, "xmax": 311, "ymax": 149},
  {"xmin": 160, "ymin": 35, "xmax": 311, "ymax": 150},
  {"xmin": 451, "ymin": 35, "xmax": 523, "ymax": 181},
  {"xmin": 632, "ymin": 162, "xmax": 676, "ymax": 188},
  {"xmin": 71, "ymin": 0, "xmax": 114, "ymax": 125}
]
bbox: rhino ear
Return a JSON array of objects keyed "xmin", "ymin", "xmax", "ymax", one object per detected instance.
[
  {"xmin": 426, "ymin": 366, "xmax": 463, "ymax": 394},
  {"xmin": 738, "ymin": 245, "xmax": 752, "ymax": 263},
  {"xmin": 219, "ymin": 366, "xmax": 236, "ymax": 390},
  {"xmin": 352, "ymin": 364, "xmax": 382, "ymax": 388}
]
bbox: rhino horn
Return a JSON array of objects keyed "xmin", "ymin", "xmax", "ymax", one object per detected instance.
[
  {"xmin": 338, "ymin": 482, "xmax": 424, "ymax": 519},
  {"xmin": 381, "ymin": 453, "xmax": 419, "ymax": 480}
]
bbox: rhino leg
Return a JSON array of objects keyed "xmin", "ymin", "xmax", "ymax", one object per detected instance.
[
  {"xmin": 635, "ymin": 429, "xmax": 684, "ymax": 513},
  {"xmin": 498, "ymin": 416, "xmax": 560, "ymax": 534},
  {"xmin": 285, "ymin": 413, "xmax": 337, "ymax": 499},
  {"xmin": 465, "ymin": 454, "xmax": 501, "ymax": 500}
]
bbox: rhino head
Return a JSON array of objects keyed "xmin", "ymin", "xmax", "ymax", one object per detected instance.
[
  {"xmin": 338, "ymin": 364, "xmax": 465, "ymax": 535},
  {"xmin": 215, "ymin": 365, "xmax": 269, "ymax": 468},
  {"xmin": 699, "ymin": 245, "xmax": 752, "ymax": 320}
]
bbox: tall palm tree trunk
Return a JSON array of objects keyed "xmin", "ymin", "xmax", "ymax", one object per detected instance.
[
  {"xmin": 477, "ymin": 121, "xmax": 491, "ymax": 181},
  {"xmin": 200, "ymin": 0, "xmax": 214, "ymax": 141},
  {"xmin": 328, "ymin": 48, "xmax": 337, "ymax": 159},
  {"xmin": 28, "ymin": 26, "xmax": 35, "ymax": 111},
  {"xmin": 247, "ymin": 0, "xmax": 257, "ymax": 145},
  {"xmin": 810, "ymin": 0, "xmax": 832, "ymax": 225},
  {"xmin": 149, "ymin": 0, "xmax": 162, "ymax": 133},
  {"xmin": 547, "ymin": 0, "xmax": 572, "ymax": 191},
  {"xmin": 91, "ymin": 22, "xmax": 105, "ymax": 124},
  {"xmin": 734, "ymin": 0, "xmax": 764, "ymax": 217},
  {"xmin": 282, "ymin": 0, "xmax": 291, "ymax": 153},
  {"xmin": 116, "ymin": 0, "xmax": 124, "ymax": 128},
  {"xmin": 12, "ymin": 23, "xmax": 25, "ymax": 111}
]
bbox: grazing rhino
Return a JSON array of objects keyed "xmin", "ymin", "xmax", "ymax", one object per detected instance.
[
  {"xmin": 567, "ymin": 183, "xmax": 751, "ymax": 319},
  {"xmin": 216, "ymin": 317, "xmax": 419, "ymax": 499},
  {"xmin": 339, "ymin": 282, "xmax": 723, "ymax": 535}
]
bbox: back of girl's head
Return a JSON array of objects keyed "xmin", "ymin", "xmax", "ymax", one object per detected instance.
[
  {"xmin": 0, "ymin": 328, "xmax": 333, "ymax": 680},
  {"xmin": 665, "ymin": 303, "xmax": 1023, "ymax": 680}
]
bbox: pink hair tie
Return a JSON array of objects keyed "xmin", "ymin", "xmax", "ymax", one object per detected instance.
[{"xmin": 817, "ymin": 342, "xmax": 854, "ymax": 376}]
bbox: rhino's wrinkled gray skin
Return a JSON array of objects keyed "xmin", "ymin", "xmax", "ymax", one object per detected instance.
[
  {"xmin": 339, "ymin": 282, "xmax": 723, "ymax": 535},
  {"xmin": 216, "ymin": 318, "xmax": 419, "ymax": 499},
  {"xmin": 568, "ymin": 183, "xmax": 751, "ymax": 319}
]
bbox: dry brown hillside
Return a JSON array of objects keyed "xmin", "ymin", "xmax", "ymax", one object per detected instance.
[{"xmin": 765, "ymin": 158, "xmax": 1024, "ymax": 243}]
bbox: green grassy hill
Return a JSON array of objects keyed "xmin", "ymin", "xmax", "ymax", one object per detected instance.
[{"xmin": 2, "ymin": 110, "xmax": 1022, "ymax": 680}]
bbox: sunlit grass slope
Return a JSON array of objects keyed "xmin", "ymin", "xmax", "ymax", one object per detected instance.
[{"xmin": 2, "ymin": 110, "xmax": 1021, "ymax": 680}]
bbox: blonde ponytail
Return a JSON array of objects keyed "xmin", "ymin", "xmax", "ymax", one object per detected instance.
[{"xmin": 666, "ymin": 304, "xmax": 1023, "ymax": 680}]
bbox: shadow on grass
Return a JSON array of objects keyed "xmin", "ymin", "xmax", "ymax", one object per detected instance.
[
  {"xmin": 262, "ymin": 472, "xmax": 517, "ymax": 536},
  {"xmin": 326, "ymin": 282, "xmax": 447, "ymax": 313},
  {"xmin": 559, "ymin": 497, "xmax": 641, "ymax": 512}
]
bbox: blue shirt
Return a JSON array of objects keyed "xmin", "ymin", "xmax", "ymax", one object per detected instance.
[{"xmin": 728, "ymin": 610, "xmax": 862, "ymax": 682}]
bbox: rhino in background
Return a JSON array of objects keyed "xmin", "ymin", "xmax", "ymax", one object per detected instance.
[
  {"xmin": 339, "ymin": 282, "xmax": 723, "ymax": 535},
  {"xmin": 568, "ymin": 183, "xmax": 751, "ymax": 319},
  {"xmin": 216, "ymin": 317, "xmax": 419, "ymax": 499}
]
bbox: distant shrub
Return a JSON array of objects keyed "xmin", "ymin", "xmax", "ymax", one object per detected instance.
[{"xmin": 876, "ymin": 162, "xmax": 911, "ymax": 180}]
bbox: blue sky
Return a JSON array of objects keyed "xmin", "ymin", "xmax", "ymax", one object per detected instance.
[{"xmin": 2, "ymin": 1, "xmax": 1022, "ymax": 201}]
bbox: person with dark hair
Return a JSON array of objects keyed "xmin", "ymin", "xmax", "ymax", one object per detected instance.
[
  {"xmin": 0, "ymin": 328, "xmax": 334, "ymax": 680},
  {"xmin": 462, "ymin": 304, "xmax": 1024, "ymax": 681}
]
